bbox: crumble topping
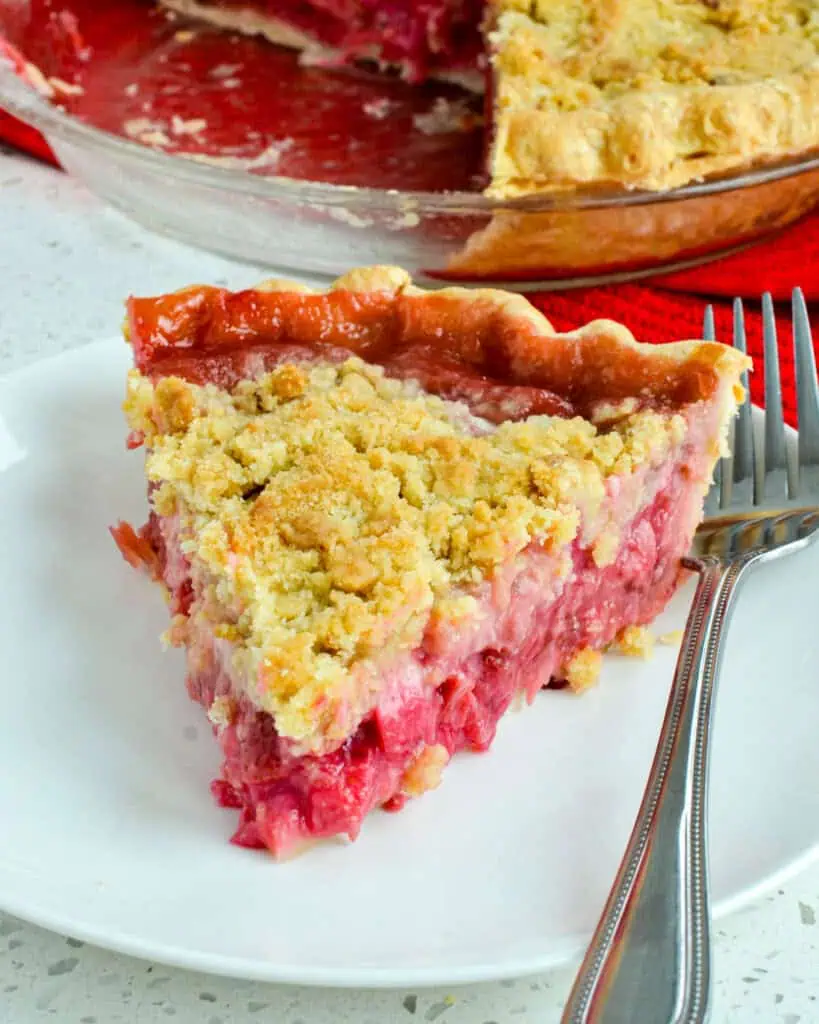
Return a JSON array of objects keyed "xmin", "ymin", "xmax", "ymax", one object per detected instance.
[
  {"xmin": 493, "ymin": 0, "xmax": 819, "ymax": 103},
  {"xmin": 563, "ymin": 648, "xmax": 603, "ymax": 693},
  {"xmin": 126, "ymin": 356, "xmax": 685, "ymax": 744},
  {"xmin": 161, "ymin": 613, "xmax": 189, "ymax": 648},
  {"xmin": 208, "ymin": 695, "xmax": 237, "ymax": 729},
  {"xmin": 400, "ymin": 743, "xmax": 451, "ymax": 797},
  {"xmin": 615, "ymin": 624, "xmax": 655, "ymax": 658},
  {"xmin": 488, "ymin": 0, "xmax": 819, "ymax": 193},
  {"xmin": 591, "ymin": 529, "xmax": 620, "ymax": 568}
]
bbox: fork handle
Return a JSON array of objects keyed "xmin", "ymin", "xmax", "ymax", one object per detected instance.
[{"xmin": 561, "ymin": 555, "xmax": 756, "ymax": 1024}]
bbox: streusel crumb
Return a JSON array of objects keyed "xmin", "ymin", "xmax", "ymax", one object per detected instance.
[
  {"xmin": 616, "ymin": 625, "xmax": 655, "ymax": 659},
  {"xmin": 564, "ymin": 648, "xmax": 602, "ymax": 693},
  {"xmin": 207, "ymin": 695, "xmax": 236, "ymax": 729},
  {"xmin": 126, "ymin": 357, "xmax": 684, "ymax": 743},
  {"xmin": 400, "ymin": 743, "xmax": 450, "ymax": 798}
]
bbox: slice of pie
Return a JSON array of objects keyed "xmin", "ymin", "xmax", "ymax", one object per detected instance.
[
  {"xmin": 113, "ymin": 265, "xmax": 748, "ymax": 857},
  {"xmin": 157, "ymin": 0, "xmax": 819, "ymax": 195}
]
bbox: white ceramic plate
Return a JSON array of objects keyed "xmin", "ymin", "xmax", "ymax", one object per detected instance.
[{"xmin": 1, "ymin": 340, "xmax": 818, "ymax": 989}]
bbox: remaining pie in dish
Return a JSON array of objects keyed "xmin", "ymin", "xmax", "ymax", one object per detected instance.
[
  {"xmin": 158, "ymin": 0, "xmax": 819, "ymax": 195},
  {"xmin": 112, "ymin": 265, "xmax": 748, "ymax": 857}
]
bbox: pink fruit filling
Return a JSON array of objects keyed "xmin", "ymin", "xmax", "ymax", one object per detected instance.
[
  {"xmin": 121, "ymin": 422, "xmax": 709, "ymax": 857},
  {"xmin": 184, "ymin": 0, "xmax": 485, "ymax": 81}
]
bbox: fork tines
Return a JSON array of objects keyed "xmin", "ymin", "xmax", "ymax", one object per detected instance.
[
  {"xmin": 704, "ymin": 289, "xmax": 819, "ymax": 511},
  {"xmin": 793, "ymin": 289, "xmax": 819, "ymax": 497}
]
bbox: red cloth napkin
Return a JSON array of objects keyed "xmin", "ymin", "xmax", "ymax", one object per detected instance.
[
  {"xmin": 1, "ymin": 120, "xmax": 810, "ymax": 424},
  {"xmin": 0, "ymin": 108, "xmax": 58, "ymax": 166}
]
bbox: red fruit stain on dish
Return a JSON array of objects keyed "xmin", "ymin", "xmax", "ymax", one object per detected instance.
[{"xmin": 0, "ymin": 0, "xmax": 484, "ymax": 190}]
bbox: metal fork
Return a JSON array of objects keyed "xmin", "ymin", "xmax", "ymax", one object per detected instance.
[{"xmin": 562, "ymin": 291, "xmax": 819, "ymax": 1024}]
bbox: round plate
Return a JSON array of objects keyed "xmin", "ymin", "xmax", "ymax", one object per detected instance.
[{"xmin": 1, "ymin": 341, "xmax": 818, "ymax": 988}]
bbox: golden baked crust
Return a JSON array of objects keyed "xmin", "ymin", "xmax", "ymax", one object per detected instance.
[
  {"xmin": 130, "ymin": 263, "xmax": 750, "ymax": 389},
  {"xmin": 487, "ymin": 0, "xmax": 819, "ymax": 196},
  {"xmin": 446, "ymin": 162, "xmax": 819, "ymax": 277}
]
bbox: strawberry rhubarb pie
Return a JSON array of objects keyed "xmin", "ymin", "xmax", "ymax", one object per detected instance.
[
  {"xmin": 157, "ymin": 0, "xmax": 819, "ymax": 195},
  {"xmin": 113, "ymin": 266, "xmax": 748, "ymax": 857}
]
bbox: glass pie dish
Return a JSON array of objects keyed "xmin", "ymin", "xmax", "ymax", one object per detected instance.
[{"xmin": 3, "ymin": 0, "xmax": 819, "ymax": 289}]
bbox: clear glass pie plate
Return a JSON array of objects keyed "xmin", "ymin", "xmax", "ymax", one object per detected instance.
[{"xmin": 4, "ymin": 21, "xmax": 819, "ymax": 290}]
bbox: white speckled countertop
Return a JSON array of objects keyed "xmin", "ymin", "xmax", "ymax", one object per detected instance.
[{"xmin": 1, "ymin": 146, "xmax": 819, "ymax": 1024}]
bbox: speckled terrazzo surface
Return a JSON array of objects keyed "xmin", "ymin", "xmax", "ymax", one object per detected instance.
[{"xmin": 1, "ymin": 146, "xmax": 819, "ymax": 1024}]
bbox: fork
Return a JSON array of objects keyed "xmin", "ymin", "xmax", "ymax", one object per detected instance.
[{"xmin": 561, "ymin": 291, "xmax": 819, "ymax": 1024}]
